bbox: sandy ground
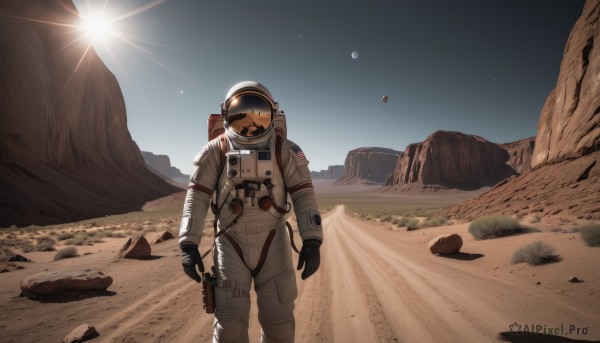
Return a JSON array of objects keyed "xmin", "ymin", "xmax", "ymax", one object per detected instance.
[{"xmin": 1, "ymin": 188, "xmax": 600, "ymax": 342}]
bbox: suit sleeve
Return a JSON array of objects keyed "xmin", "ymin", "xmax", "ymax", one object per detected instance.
[
  {"xmin": 178, "ymin": 138, "xmax": 221, "ymax": 246},
  {"xmin": 281, "ymin": 139, "xmax": 324, "ymax": 242}
]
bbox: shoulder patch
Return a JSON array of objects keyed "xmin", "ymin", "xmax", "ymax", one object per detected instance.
[{"xmin": 291, "ymin": 144, "xmax": 306, "ymax": 160}]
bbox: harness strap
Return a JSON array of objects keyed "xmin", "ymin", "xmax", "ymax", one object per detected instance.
[
  {"xmin": 218, "ymin": 134, "xmax": 228, "ymax": 175},
  {"xmin": 224, "ymin": 229, "xmax": 277, "ymax": 277},
  {"xmin": 265, "ymin": 182, "xmax": 291, "ymax": 215},
  {"xmin": 275, "ymin": 133, "xmax": 283, "ymax": 172},
  {"xmin": 286, "ymin": 221, "xmax": 301, "ymax": 254}
]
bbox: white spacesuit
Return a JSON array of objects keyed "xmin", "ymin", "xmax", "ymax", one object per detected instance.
[{"xmin": 179, "ymin": 81, "xmax": 324, "ymax": 343}]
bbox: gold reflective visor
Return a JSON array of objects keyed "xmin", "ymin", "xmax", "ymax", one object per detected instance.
[{"xmin": 225, "ymin": 93, "xmax": 273, "ymax": 137}]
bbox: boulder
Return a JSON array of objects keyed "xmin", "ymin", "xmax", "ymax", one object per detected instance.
[
  {"xmin": 335, "ymin": 148, "xmax": 401, "ymax": 184},
  {"xmin": 63, "ymin": 324, "xmax": 99, "ymax": 343},
  {"xmin": 0, "ymin": 262, "xmax": 24, "ymax": 273},
  {"xmin": 20, "ymin": 269, "xmax": 112, "ymax": 297},
  {"xmin": 387, "ymin": 131, "xmax": 516, "ymax": 190},
  {"xmin": 531, "ymin": 0, "xmax": 600, "ymax": 168},
  {"xmin": 112, "ymin": 235, "xmax": 151, "ymax": 261},
  {"xmin": 428, "ymin": 233, "xmax": 463, "ymax": 255},
  {"xmin": 150, "ymin": 230, "xmax": 175, "ymax": 245}
]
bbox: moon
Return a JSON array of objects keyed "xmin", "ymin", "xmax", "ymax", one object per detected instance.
[{"xmin": 351, "ymin": 51, "xmax": 359, "ymax": 59}]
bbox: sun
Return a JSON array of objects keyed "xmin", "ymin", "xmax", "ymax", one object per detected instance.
[{"xmin": 79, "ymin": 14, "xmax": 113, "ymax": 42}]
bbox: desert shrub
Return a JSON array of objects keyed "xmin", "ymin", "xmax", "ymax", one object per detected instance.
[
  {"xmin": 511, "ymin": 241, "xmax": 560, "ymax": 265},
  {"xmin": 379, "ymin": 215, "xmax": 392, "ymax": 223},
  {"xmin": 395, "ymin": 217, "xmax": 410, "ymax": 227},
  {"xmin": 0, "ymin": 247, "xmax": 15, "ymax": 261},
  {"xmin": 550, "ymin": 228, "xmax": 562, "ymax": 233},
  {"xmin": 579, "ymin": 223, "xmax": 600, "ymax": 247},
  {"xmin": 468, "ymin": 215, "xmax": 537, "ymax": 240},
  {"xmin": 57, "ymin": 232, "xmax": 75, "ymax": 241},
  {"xmin": 86, "ymin": 231, "xmax": 96, "ymax": 237},
  {"xmin": 113, "ymin": 232, "xmax": 126, "ymax": 238},
  {"xmin": 53, "ymin": 247, "xmax": 78, "ymax": 261},
  {"xmin": 421, "ymin": 216, "xmax": 448, "ymax": 228},
  {"xmin": 34, "ymin": 241, "xmax": 55, "ymax": 252},
  {"xmin": 406, "ymin": 218, "xmax": 420, "ymax": 231},
  {"xmin": 570, "ymin": 227, "xmax": 580, "ymax": 233},
  {"xmin": 21, "ymin": 242, "xmax": 34, "ymax": 253},
  {"xmin": 36, "ymin": 235, "xmax": 56, "ymax": 245},
  {"xmin": 64, "ymin": 236, "xmax": 88, "ymax": 246},
  {"xmin": 48, "ymin": 231, "xmax": 57, "ymax": 236},
  {"xmin": 142, "ymin": 226, "xmax": 158, "ymax": 234}
]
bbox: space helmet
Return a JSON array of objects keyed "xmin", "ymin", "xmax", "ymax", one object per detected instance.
[{"xmin": 221, "ymin": 81, "xmax": 278, "ymax": 139}]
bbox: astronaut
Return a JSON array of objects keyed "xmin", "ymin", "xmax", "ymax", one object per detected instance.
[{"xmin": 179, "ymin": 81, "xmax": 323, "ymax": 343}]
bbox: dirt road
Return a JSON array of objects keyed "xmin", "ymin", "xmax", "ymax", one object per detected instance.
[{"xmin": 2, "ymin": 205, "xmax": 599, "ymax": 342}]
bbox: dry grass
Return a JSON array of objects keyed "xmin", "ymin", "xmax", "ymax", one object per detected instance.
[
  {"xmin": 511, "ymin": 241, "xmax": 561, "ymax": 265},
  {"xmin": 469, "ymin": 215, "xmax": 538, "ymax": 240},
  {"xmin": 579, "ymin": 223, "xmax": 600, "ymax": 247},
  {"xmin": 54, "ymin": 247, "xmax": 78, "ymax": 261}
]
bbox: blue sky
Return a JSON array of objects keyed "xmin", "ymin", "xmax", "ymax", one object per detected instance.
[{"xmin": 73, "ymin": 0, "xmax": 585, "ymax": 174}]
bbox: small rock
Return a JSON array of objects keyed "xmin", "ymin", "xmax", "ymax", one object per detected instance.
[
  {"xmin": 112, "ymin": 235, "xmax": 151, "ymax": 262},
  {"xmin": 7, "ymin": 254, "xmax": 30, "ymax": 262},
  {"xmin": 0, "ymin": 262, "xmax": 25, "ymax": 273},
  {"xmin": 63, "ymin": 323, "xmax": 99, "ymax": 343},
  {"xmin": 568, "ymin": 276, "xmax": 582, "ymax": 283},
  {"xmin": 557, "ymin": 289, "xmax": 565, "ymax": 294},
  {"xmin": 84, "ymin": 252, "xmax": 92, "ymax": 256},
  {"xmin": 536, "ymin": 282, "xmax": 541, "ymax": 285},
  {"xmin": 150, "ymin": 230, "xmax": 175, "ymax": 245}
]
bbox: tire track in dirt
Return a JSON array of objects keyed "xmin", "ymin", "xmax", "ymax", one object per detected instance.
[
  {"xmin": 97, "ymin": 271, "xmax": 213, "ymax": 342},
  {"xmin": 333, "ymin": 205, "xmax": 600, "ymax": 342}
]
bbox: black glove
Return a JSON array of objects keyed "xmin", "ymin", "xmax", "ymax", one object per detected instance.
[
  {"xmin": 181, "ymin": 243, "xmax": 204, "ymax": 282},
  {"xmin": 297, "ymin": 239, "xmax": 322, "ymax": 280}
]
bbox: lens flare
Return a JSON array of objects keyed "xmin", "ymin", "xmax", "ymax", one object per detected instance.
[{"xmin": 79, "ymin": 15, "xmax": 112, "ymax": 42}]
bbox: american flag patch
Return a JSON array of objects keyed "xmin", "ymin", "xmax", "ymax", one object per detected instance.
[{"xmin": 291, "ymin": 145, "xmax": 306, "ymax": 159}]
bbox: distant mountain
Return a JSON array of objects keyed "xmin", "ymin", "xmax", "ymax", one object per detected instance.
[
  {"xmin": 334, "ymin": 148, "xmax": 401, "ymax": 185},
  {"xmin": 385, "ymin": 131, "xmax": 516, "ymax": 191},
  {"xmin": 141, "ymin": 151, "xmax": 189, "ymax": 184},
  {"xmin": 311, "ymin": 165, "xmax": 344, "ymax": 180}
]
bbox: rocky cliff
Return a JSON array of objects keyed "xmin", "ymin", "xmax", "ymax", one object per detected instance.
[
  {"xmin": 311, "ymin": 165, "xmax": 344, "ymax": 180},
  {"xmin": 141, "ymin": 151, "xmax": 189, "ymax": 182},
  {"xmin": 386, "ymin": 131, "xmax": 516, "ymax": 190},
  {"xmin": 501, "ymin": 137, "xmax": 535, "ymax": 174},
  {"xmin": 531, "ymin": 0, "xmax": 600, "ymax": 168},
  {"xmin": 440, "ymin": 1, "xmax": 599, "ymax": 220},
  {"xmin": 0, "ymin": 0, "xmax": 179, "ymax": 227},
  {"xmin": 335, "ymin": 148, "xmax": 401, "ymax": 185}
]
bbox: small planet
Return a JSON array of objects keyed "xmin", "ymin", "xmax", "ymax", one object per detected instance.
[
  {"xmin": 382, "ymin": 95, "xmax": 389, "ymax": 104},
  {"xmin": 180, "ymin": 90, "xmax": 183, "ymax": 94},
  {"xmin": 351, "ymin": 51, "xmax": 359, "ymax": 59}
]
